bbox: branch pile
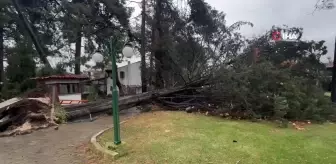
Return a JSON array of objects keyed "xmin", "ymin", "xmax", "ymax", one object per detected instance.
[
  {"xmin": 156, "ymin": 61, "xmax": 336, "ymax": 122},
  {"xmin": 0, "ymin": 98, "xmax": 56, "ymax": 137}
]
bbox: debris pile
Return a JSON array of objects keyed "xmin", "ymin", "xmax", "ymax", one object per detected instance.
[
  {"xmin": 291, "ymin": 121, "xmax": 312, "ymax": 131},
  {"xmin": 0, "ymin": 97, "xmax": 56, "ymax": 137},
  {"xmin": 19, "ymin": 86, "xmax": 49, "ymax": 98}
]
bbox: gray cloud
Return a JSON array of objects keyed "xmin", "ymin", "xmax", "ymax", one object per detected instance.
[{"xmin": 206, "ymin": 0, "xmax": 336, "ymax": 61}]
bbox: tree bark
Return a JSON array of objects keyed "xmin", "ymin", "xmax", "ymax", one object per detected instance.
[
  {"xmin": 64, "ymin": 85, "xmax": 186, "ymax": 119},
  {"xmin": 140, "ymin": 0, "xmax": 147, "ymax": 92},
  {"xmin": 331, "ymin": 37, "xmax": 336, "ymax": 102},
  {"xmin": 74, "ymin": 30, "xmax": 82, "ymax": 74},
  {"xmin": 115, "ymin": 63, "xmax": 124, "ymax": 95},
  {"xmin": 149, "ymin": 46, "xmax": 154, "ymax": 89},
  {"xmin": 149, "ymin": 0, "xmax": 156, "ymax": 90},
  {"xmin": 154, "ymin": 0, "xmax": 164, "ymax": 89},
  {"xmin": 0, "ymin": 26, "xmax": 4, "ymax": 91}
]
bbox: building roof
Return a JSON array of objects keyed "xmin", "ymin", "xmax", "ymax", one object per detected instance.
[{"xmin": 32, "ymin": 74, "xmax": 89, "ymax": 81}]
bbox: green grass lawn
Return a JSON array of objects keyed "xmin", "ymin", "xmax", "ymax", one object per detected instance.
[{"xmin": 98, "ymin": 111, "xmax": 336, "ymax": 164}]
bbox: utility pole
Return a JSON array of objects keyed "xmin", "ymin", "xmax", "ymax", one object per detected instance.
[
  {"xmin": 331, "ymin": 37, "xmax": 336, "ymax": 102},
  {"xmin": 140, "ymin": 0, "xmax": 147, "ymax": 92}
]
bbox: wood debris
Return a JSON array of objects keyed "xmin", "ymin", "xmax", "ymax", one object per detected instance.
[{"xmin": 0, "ymin": 98, "xmax": 56, "ymax": 137}]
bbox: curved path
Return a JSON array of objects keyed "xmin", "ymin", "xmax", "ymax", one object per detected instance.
[{"xmin": 0, "ymin": 108, "xmax": 139, "ymax": 164}]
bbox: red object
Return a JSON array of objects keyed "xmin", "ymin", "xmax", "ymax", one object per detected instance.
[
  {"xmin": 271, "ymin": 31, "xmax": 281, "ymax": 41},
  {"xmin": 32, "ymin": 74, "xmax": 89, "ymax": 81},
  {"xmin": 60, "ymin": 100, "xmax": 89, "ymax": 105}
]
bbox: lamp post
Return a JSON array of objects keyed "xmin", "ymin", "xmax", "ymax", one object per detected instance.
[{"xmin": 92, "ymin": 38, "xmax": 135, "ymax": 145}]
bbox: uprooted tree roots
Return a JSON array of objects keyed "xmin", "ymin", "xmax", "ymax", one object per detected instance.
[{"xmin": 0, "ymin": 99, "xmax": 57, "ymax": 137}]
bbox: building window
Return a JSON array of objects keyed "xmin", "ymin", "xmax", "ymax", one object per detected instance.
[
  {"xmin": 59, "ymin": 84, "xmax": 79, "ymax": 94},
  {"xmin": 120, "ymin": 71, "xmax": 125, "ymax": 79},
  {"xmin": 59, "ymin": 84, "xmax": 68, "ymax": 94},
  {"xmin": 67, "ymin": 84, "xmax": 71, "ymax": 93},
  {"xmin": 72, "ymin": 84, "xmax": 78, "ymax": 93}
]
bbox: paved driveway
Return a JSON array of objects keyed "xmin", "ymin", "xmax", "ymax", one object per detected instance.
[{"xmin": 0, "ymin": 108, "xmax": 139, "ymax": 164}]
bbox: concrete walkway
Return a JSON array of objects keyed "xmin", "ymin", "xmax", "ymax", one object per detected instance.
[{"xmin": 0, "ymin": 108, "xmax": 139, "ymax": 164}]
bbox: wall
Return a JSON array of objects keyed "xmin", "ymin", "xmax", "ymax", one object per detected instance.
[
  {"xmin": 106, "ymin": 61, "xmax": 142, "ymax": 95},
  {"xmin": 59, "ymin": 93, "xmax": 82, "ymax": 101},
  {"xmin": 106, "ymin": 77, "xmax": 112, "ymax": 95},
  {"xmin": 45, "ymin": 80, "xmax": 80, "ymax": 85},
  {"xmin": 118, "ymin": 61, "xmax": 141, "ymax": 86}
]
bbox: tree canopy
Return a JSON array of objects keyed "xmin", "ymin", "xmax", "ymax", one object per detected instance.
[{"xmin": 0, "ymin": 0, "xmax": 334, "ymax": 123}]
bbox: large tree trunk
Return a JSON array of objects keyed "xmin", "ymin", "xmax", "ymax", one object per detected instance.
[
  {"xmin": 115, "ymin": 63, "xmax": 124, "ymax": 95},
  {"xmin": 64, "ymin": 86, "xmax": 186, "ymax": 119},
  {"xmin": 154, "ymin": 0, "xmax": 164, "ymax": 89},
  {"xmin": 0, "ymin": 26, "xmax": 4, "ymax": 91},
  {"xmin": 149, "ymin": 0, "xmax": 156, "ymax": 90},
  {"xmin": 11, "ymin": 0, "xmax": 52, "ymax": 70},
  {"xmin": 74, "ymin": 30, "xmax": 82, "ymax": 74},
  {"xmin": 140, "ymin": 0, "xmax": 147, "ymax": 93},
  {"xmin": 331, "ymin": 37, "xmax": 336, "ymax": 102},
  {"xmin": 149, "ymin": 47, "xmax": 154, "ymax": 90},
  {"xmin": 155, "ymin": 51, "xmax": 164, "ymax": 88}
]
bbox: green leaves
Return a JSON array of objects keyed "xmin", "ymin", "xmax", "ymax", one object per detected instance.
[
  {"xmin": 4, "ymin": 40, "xmax": 36, "ymax": 97},
  {"xmin": 0, "ymin": 0, "xmax": 11, "ymax": 26},
  {"xmin": 207, "ymin": 59, "xmax": 335, "ymax": 122},
  {"xmin": 274, "ymin": 95, "xmax": 289, "ymax": 119}
]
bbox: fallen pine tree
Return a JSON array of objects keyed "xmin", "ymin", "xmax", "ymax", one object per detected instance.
[
  {"xmin": 63, "ymin": 61, "xmax": 336, "ymax": 123},
  {"xmin": 62, "ymin": 77, "xmax": 210, "ymax": 119},
  {"xmin": 1, "ymin": 59, "xmax": 335, "ymax": 136},
  {"xmin": 0, "ymin": 83, "xmax": 201, "ymax": 136},
  {"xmin": 64, "ymin": 85, "xmax": 189, "ymax": 120}
]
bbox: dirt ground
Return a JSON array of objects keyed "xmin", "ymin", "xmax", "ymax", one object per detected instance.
[{"xmin": 0, "ymin": 108, "xmax": 139, "ymax": 164}]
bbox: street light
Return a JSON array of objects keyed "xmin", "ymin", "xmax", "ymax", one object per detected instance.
[
  {"xmin": 122, "ymin": 45, "xmax": 135, "ymax": 58},
  {"xmin": 92, "ymin": 39, "xmax": 135, "ymax": 145},
  {"xmin": 92, "ymin": 53, "xmax": 104, "ymax": 63}
]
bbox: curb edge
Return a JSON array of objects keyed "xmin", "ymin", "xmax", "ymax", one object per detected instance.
[{"xmin": 90, "ymin": 121, "xmax": 127, "ymax": 158}]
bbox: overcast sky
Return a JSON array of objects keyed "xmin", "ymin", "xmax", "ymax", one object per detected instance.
[{"xmin": 205, "ymin": 0, "xmax": 336, "ymax": 62}]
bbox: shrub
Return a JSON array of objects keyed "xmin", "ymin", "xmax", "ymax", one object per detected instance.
[{"xmin": 54, "ymin": 104, "xmax": 68, "ymax": 124}]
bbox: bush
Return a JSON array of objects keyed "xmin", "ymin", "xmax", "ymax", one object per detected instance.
[
  {"xmin": 0, "ymin": 82, "xmax": 20, "ymax": 100},
  {"xmin": 54, "ymin": 104, "xmax": 68, "ymax": 124}
]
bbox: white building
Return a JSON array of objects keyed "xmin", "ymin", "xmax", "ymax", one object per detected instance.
[{"xmin": 105, "ymin": 61, "xmax": 142, "ymax": 95}]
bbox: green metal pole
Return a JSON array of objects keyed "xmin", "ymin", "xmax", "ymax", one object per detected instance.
[{"xmin": 110, "ymin": 39, "xmax": 121, "ymax": 145}]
